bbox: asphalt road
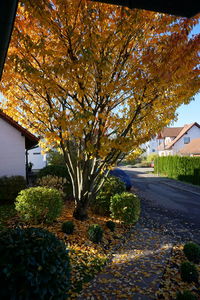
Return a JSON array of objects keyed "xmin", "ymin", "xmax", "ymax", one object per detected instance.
[{"xmin": 120, "ymin": 167, "xmax": 200, "ymax": 242}]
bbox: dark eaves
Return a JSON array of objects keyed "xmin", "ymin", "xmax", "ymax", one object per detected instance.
[{"xmin": 0, "ymin": 0, "xmax": 19, "ymax": 80}]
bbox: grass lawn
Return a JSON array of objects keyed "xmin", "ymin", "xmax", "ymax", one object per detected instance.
[{"xmin": 0, "ymin": 201, "xmax": 131, "ymax": 299}]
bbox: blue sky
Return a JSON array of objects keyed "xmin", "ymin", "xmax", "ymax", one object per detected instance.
[{"xmin": 172, "ymin": 22, "xmax": 200, "ymax": 127}]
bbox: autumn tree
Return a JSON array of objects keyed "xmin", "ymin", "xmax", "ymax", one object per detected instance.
[{"xmin": 1, "ymin": 0, "xmax": 199, "ymax": 219}]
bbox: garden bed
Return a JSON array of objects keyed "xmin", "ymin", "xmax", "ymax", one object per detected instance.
[{"xmin": 1, "ymin": 201, "xmax": 131, "ymax": 299}]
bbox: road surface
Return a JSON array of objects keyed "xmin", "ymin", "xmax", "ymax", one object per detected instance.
[{"xmin": 120, "ymin": 167, "xmax": 200, "ymax": 243}]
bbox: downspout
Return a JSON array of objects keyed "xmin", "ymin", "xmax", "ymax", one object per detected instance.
[{"xmin": 25, "ymin": 149, "xmax": 29, "ymax": 185}]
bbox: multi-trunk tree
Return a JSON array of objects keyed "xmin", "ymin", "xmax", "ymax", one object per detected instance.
[{"xmin": 1, "ymin": 0, "xmax": 199, "ymax": 219}]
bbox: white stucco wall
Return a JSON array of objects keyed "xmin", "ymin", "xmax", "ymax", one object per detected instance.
[
  {"xmin": 172, "ymin": 125, "xmax": 200, "ymax": 154},
  {"xmin": 0, "ymin": 118, "xmax": 26, "ymax": 177},
  {"xmin": 28, "ymin": 147, "xmax": 46, "ymax": 170}
]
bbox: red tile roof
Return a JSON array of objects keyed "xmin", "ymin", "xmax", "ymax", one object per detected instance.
[
  {"xmin": 157, "ymin": 127, "xmax": 183, "ymax": 139},
  {"xmin": 0, "ymin": 110, "xmax": 39, "ymax": 149}
]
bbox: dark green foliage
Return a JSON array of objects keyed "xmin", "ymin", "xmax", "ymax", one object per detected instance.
[
  {"xmin": 0, "ymin": 176, "xmax": 26, "ymax": 203},
  {"xmin": 38, "ymin": 165, "xmax": 70, "ymax": 181},
  {"xmin": 154, "ymin": 156, "xmax": 200, "ymax": 186},
  {"xmin": 88, "ymin": 224, "xmax": 103, "ymax": 243},
  {"xmin": 106, "ymin": 220, "xmax": 116, "ymax": 232},
  {"xmin": 0, "ymin": 227, "xmax": 70, "ymax": 300},
  {"xmin": 180, "ymin": 262, "xmax": 199, "ymax": 283},
  {"xmin": 15, "ymin": 187, "xmax": 63, "ymax": 224},
  {"xmin": 62, "ymin": 221, "xmax": 75, "ymax": 234},
  {"xmin": 110, "ymin": 192, "xmax": 141, "ymax": 224},
  {"xmin": 91, "ymin": 176, "xmax": 126, "ymax": 216},
  {"xmin": 184, "ymin": 242, "xmax": 200, "ymax": 264},
  {"xmin": 176, "ymin": 290, "xmax": 197, "ymax": 300}
]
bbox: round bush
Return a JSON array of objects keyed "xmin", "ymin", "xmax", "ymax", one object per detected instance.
[
  {"xmin": 88, "ymin": 224, "xmax": 103, "ymax": 243},
  {"xmin": 62, "ymin": 221, "xmax": 75, "ymax": 234},
  {"xmin": 0, "ymin": 175, "xmax": 26, "ymax": 203},
  {"xmin": 183, "ymin": 242, "xmax": 200, "ymax": 264},
  {"xmin": 106, "ymin": 220, "xmax": 116, "ymax": 232},
  {"xmin": 180, "ymin": 262, "xmax": 199, "ymax": 283},
  {"xmin": 15, "ymin": 187, "xmax": 63, "ymax": 224},
  {"xmin": 0, "ymin": 227, "xmax": 70, "ymax": 300},
  {"xmin": 91, "ymin": 176, "xmax": 126, "ymax": 216},
  {"xmin": 176, "ymin": 290, "xmax": 197, "ymax": 300},
  {"xmin": 110, "ymin": 192, "xmax": 141, "ymax": 224}
]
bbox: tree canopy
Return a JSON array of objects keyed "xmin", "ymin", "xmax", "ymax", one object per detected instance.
[{"xmin": 1, "ymin": 0, "xmax": 199, "ymax": 219}]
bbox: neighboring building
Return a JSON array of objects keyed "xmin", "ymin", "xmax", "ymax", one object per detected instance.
[
  {"xmin": 157, "ymin": 122, "xmax": 200, "ymax": 156},
  {"xmin": 28, "ymin": 146, "xmax": 47, "ymax": 171},
  {"xmin": 0, "ymin": 111, "xmax": 39, "ymax": 177},
  {"xmin": 143, "ymin": 137, "xmax": 158, "ymax": 156},
  {"xmin": 179, "ymin": 138, "xmax": 200, "ymax": 157}
]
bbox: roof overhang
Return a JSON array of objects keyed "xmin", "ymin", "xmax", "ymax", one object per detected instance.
[{"xmin": 92, "ymin": 0, "xmax": 200, "ymax": 18}]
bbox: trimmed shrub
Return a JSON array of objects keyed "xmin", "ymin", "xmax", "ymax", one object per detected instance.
[
  {"xmin": 110, "ymin": 192, "xmax": 140, "ymax": 224},
  {"xmin": 38, "ymin": 165, "xmax": 70, "ymax": 180},
  {"xmin": 88, "ymin": 224, "xmax": 103, "ymax": 243},
  {"xmin": 0, "ymin": 227, "xmax": 70, "ymax": 300},
  {"xmin": 15, "ymin": 187, "xmax": 63, "ymax": 224},
  {"xmin": 0, "ymin": 176, "xmax": 26, "ymax": 203},
  {"xmin": 183, "ymin": 242, "xmax": 200, "ymax": 264},
  {"xmin": 91, "ymin": 176, "xmax": 126, "ymax": 216},
  {"xmin": 176, "ymin": 290, "xmax": 197, "ymax": 300},
  {"xmin": 180, "ymin": 262, "xmax": 199, "ymax": 283},
  {"xmin": 106, "ymin": 220, "xmax": 116, "ymax": 232},
  {"xmin": 62, "ymin": 221, "xmax": 75, "ymax": 234}
]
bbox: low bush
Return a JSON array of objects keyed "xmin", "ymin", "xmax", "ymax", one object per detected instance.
[
  {"xmin": 183, "ymin": 242, "xmax": 200, "ymax": 264},
  {"xmin": 91, "ymin": 176, "xmax": 126, "ymax": 216},
  {"xmin": 176, "ymin": 290, "xmax": 197, "ymax": 300},
  {"xmin": 106, "ymin": 220, "xmax": 116, "ymax": 232},
  {"xmin": 110, "ymin": 192, "xmax": 141, "ymax": 224},
  {"xmin": 37, "ymin": 175, "xmax": 67, "ymax": 196},
  {"xmin": 62, "ymin": 221, "xmax": 75, "ymax": 234},
  {"xmin": 0, "ymin": 227, "xmax": 70, "ymax": 300},
  {"xmin": 180, "ymin": 262, "xmax": 199, "ymax": 283},
  {"xmin": 88, "ymin": 224, "xmax": 103, "ymax": 243},
  {"xmin": 15, "ymin": 187, "xmax": 63, "ymax": 224},
  {"xmin": 38, "ymin": 165, "xmax": 70, "ymax": 181},
  {"xmin": 0, "ymin": 176, "xmax": 26, "ymax": 203}
]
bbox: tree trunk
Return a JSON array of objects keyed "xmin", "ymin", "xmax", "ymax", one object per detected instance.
[{"xmin": 73, "ymin": 200, "xmax": 89, "ymax": 221}]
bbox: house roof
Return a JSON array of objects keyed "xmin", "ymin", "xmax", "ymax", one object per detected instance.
[
  {"xmin": 0, "ymin": 110, "xmax": 39, "ymax": 149},
  {"xmin": 165, "ymin": 122, "xmax": 200, "ymax": 150},
  {"xmin": 157, "ymin": 127, "xmax": 183, "ymax": 139},
  {"xmin": 179, "ymin": 138, "xmax": 200, "ymax": 155}
]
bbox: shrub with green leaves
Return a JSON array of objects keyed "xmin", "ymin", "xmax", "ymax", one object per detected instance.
[
  {"xmin": 0, "ymin": 227, "xmax": 70, "ymax": 300},
  {"xmin": 106, "ymin": 220, "xmax": 116, "ymax": 232},
  {"xmin": 176, "ymin": 290, "xmax": 197, "ymax": 300},
  {"xmin": 91, "ymin": 176, "xmax": 126, "ymax": 216},
  {"xmin": 110, "ymin": 192, "xmax": 140, "ymax": 224},
  {"xmin": 62, "ymin": 221, "xmax": 75, "ymax": 234},
  {"xmin": 15, "ymin": 187, "xmax": 63, "ymax": 224},
  {"xmin": 38, "ymin": 165, "xmax": 70, "ymax": 180},
  {"xmin": 183, "ymin": 242, "xmax": 200, "ymax": 264},
  {"xmin": 0, "ymin": 176, "xmax": 26, "ymax": 203},
  {"xmin": 88, "ymin": 224, "xmax": 103, "ymax": 243},
  {"xmin": 180, "ymin": 262, "xmax": 199, "ymax": 283}
]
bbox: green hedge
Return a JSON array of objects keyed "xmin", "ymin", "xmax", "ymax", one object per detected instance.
[{"xmin": 154, "ymin": 156, "xmax": 200, "ymax": 185}]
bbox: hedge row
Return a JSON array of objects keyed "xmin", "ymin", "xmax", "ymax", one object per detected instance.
[{"xmin": 154, "ymin": 156, "xmax": 200, "ymax": 185}]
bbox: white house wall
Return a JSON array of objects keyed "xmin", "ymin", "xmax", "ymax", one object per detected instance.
[
  {"xmin": 28, "ymin": 146, "xmax": 46, "ymax": 170},
  {"xmin": 172, "ymin": 125, "xmax": 200, "ymax": 154},
  {"xmin": 0, "ymin": 118, "xmax": 26, "ymax": 177}
]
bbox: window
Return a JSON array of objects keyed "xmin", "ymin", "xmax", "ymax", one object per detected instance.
[{"xmin": 184, "ymin": 137, "xmax": 190, "ymax": 144}]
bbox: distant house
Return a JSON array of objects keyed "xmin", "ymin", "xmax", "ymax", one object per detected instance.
[
  {"xmin": 0, "ymin": 111, "xmax": 39, "ymax": 177},
  {"xmin": 28, "ymin": 146, "xmax": 47, "ymax": 171},
  {"xmin": 157, "ymin": 123, "xmax": 200, "ymax": 156},
  {"xmin": 179, "ymin": 138, "xmax": 200, "ymax": 156}
]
